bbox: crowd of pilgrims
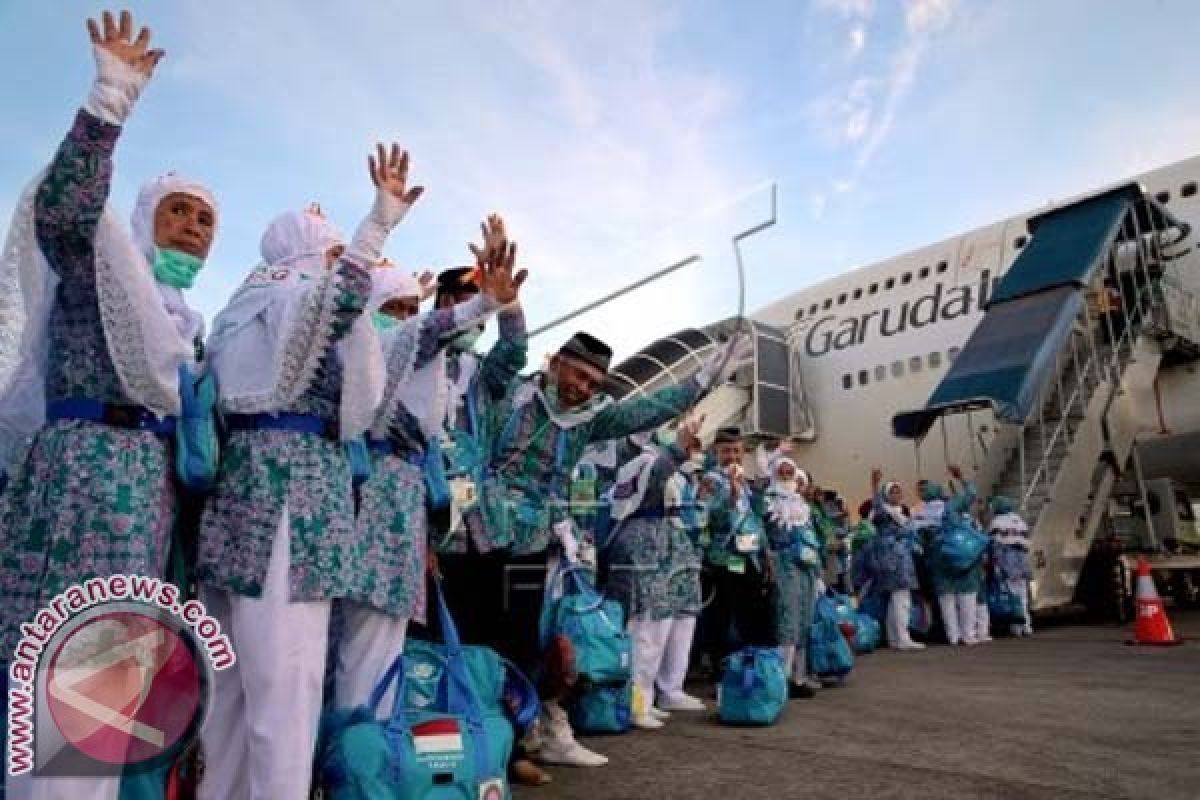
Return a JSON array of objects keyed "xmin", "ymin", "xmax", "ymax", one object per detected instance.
[{"xmin": 0, "ymin": 11, "xmax": 1035, "ymax": 800}]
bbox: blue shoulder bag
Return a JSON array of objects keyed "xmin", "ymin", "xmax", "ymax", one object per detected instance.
[
  {"xmin": 539, "ymin": 563, "xmax": 632, "ymax": 685},
  {"xmin": 175, "ymin": 365, "xmax": 219, "ymax": 493}
]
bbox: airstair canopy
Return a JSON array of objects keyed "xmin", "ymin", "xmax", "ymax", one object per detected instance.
[{"xmin": 893, "ymin": 184, "xmax": 1177, "ymax": 440}]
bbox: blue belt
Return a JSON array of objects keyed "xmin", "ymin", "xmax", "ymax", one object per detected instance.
[
  {"xmin": 47, "ymin": 399, "xmax": 175, "ymax": 436},
  {"xmin": 225, "ymin": 413, "xmax": 338, "ymax": 441},
  {"xmin": 364, "ymin": 435, "xmax": 423, "ymax": 465}
]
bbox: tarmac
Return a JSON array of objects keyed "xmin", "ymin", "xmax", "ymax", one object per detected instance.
[{"xmin": 518, "ymin": 611, "xmax": 1200, "ymax": 800}]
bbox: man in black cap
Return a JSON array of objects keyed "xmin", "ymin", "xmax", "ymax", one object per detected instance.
[{"xmin": 448, "ymin": 324, "xmax": 745, "ymax": 770}]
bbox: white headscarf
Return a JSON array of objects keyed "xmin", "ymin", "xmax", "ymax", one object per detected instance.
[
  {"xmin": 0, "ymin": 170, "xmax": 216, "ymax": 465},
  {"xmin": 765, "ymin": 456, "xmax": 811, "ymax": 528},
  {"xmin": 206, "ymin": 208, "xmax": 384, "ymax": 441},
  {"xmin": 368, "ymin": 263, "xmax": 422, "ymax": 313},
  {"xmin": 879, "ymin": 480, "xmax": 909, "ymax": 527}
]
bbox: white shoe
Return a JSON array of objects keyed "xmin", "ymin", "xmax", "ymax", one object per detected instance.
[
  {"xmin": 962, "ymin": 638, "xmax": 979, "ymax": 646},
  {"xmin": 657, "ymin": 692, "xmax": 707, "ymax": 712},
  {"xmin": 977, "ymin": 635, "xmax": 993, "ymax": 643},
  {"xmin": 633, "ymin": 713, "xmax": 665, "ymax": 730},
  {"xmin": 537, "ymin": 739, "xmax": 609, "ymax": 767},
  {"xmin": 893, "ymin": 641, "xmax": 926, "ymax": 651},
  {"xmin": 648, "ymin": 705, "xmax": 671, "ymax": 720}
]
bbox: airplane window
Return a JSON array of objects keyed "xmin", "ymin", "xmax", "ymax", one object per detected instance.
[
  {"xmin": 901, "ymin": 272, "xmax": 912, "ymax": 285},
  {"xmin": 853, "ymin": 288, "xmax": 863, "ymax": 300},
  {"xmin": 919, "ymin": 267, "xmax": 930, "ymax": 280},
  {"xmin": 838, "ymin": 293, "xmax": 848, "ymax": 305},
  {"xmin": 909, "ymin": 356, "xmax": 923, "ymax": 373},
  {"xmin": 823, "ymin": 298, "xmax": 832, "ymax": 310},
  {"xmin": 885, "ymin": 278, "xmax": 895, "ymax": 290},
  {"xmin": 1182, "ymin": 182, "xmax": 1197, "ymax": 198},
  {"xmin": 858, "ymin": 370, "xmax": 869, "ymax": 386},
  {"xmin": 891, "ymin": 361, "xmax": 904, "ymax": 377},
  {"xmin": 929, "ymin": 351, "xmax": 942, "ymax": 368},
  {"xmin": 936, "ymin": 261, "xmax": 948, "ymax": 273},
  {"xmin": 794, "ymin": 309, "xmax": 804, "ymax": 321},
  {"xmin": 869, "ymin": 283, "xmax": 879, "ymax": 294},
  {"xmin": 948, "ymin": 346, "xmax": 961, "ymax": 361},
  {"xmin": 874, "ymin": 365, "xmax": 886, "ymax": 382},
  {"xmin": 809, "ymin": 303, "xmax": 819, "ymax": 315},
  {"xmin": 1014, "ymin": 235, "xmax": 1028, "ymax": 249},
  {"xmin": 1155, "ymin": 190, "xmax": 1170, "ymax": 204},
  {"xmin": 842, "ymin": 374, "xmax": 853, "ymax": 390}
]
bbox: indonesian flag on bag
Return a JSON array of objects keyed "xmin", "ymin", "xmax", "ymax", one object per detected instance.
[{"xmin": 411, "ymin": 718, "xmax": 464, "ymax": 756}]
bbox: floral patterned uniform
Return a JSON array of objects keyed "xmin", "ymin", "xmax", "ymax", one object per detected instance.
[
  {"xmin": 604, "ymin": 443, "xmax": 687, "ymax": 621},
  {"xmin": 470, "ymin": 374, "xmax": 704, "ymax": 556},
  {"xmin": 762, "ymin": 494, "xmax": 822, "ymax": 647},
  {"xmin": 353, "ymin": 303, "xmax": 494, "ymax": 621},
  {"xmin": 196, "ymin": 260, "xmax": 372, "ymax": 602},
  {"xmin": 0, "ymin": 111, "xmax": 177, "ymax": 659},
  {"xmin": 859, "ymin": 489, "xmax": 920, "ymax": 594},
  {"xmin": 663, "ymin": 469, "xmax": 704, "ymax": 617}
]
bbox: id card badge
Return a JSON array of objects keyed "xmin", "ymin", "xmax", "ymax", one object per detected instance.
[
  {"xmin": 580, "ymin": 541, "xmax": 598, "ymax": 570},
  {"xmin": 735, "ymin": 533, "xmax": 759, "ymax": 553},
  {"xmin": 726, "ymin": 555, "xmax": 746, "ymax": 574},
  {"xmin": 449, "ymin": 475, "xmax": 478, "ymax": 533}
]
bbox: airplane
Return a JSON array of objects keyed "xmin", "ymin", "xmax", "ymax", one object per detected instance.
[{"xmin": 599, "ymin": 155, "xmax": 1200, "ymax": 615}]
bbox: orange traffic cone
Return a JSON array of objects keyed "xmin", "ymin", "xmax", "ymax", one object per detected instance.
[{"xmin": 1126, "ymin": 558, "xmax": 1183, "ymax": 646}]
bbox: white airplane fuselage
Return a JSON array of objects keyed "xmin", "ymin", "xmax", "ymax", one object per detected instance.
[{"xmin": 752, "ymin": 156, "xmax": 1200, "ymax": 508}]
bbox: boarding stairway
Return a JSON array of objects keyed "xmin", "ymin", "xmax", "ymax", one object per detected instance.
[{"xmin": 893, "ymin": 184, "xmax": 1200, "ymax": 611}]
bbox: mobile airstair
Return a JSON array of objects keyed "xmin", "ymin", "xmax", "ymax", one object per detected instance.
[{"xmin": 892, "ymin": 184, "xmax": 1200, "ymax": 611}]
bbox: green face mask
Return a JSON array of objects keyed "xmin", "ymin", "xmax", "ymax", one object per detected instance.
[
  {"xmin": 450, "ymin": 327, "xmax": 483, "ymax": 352},
  {"xmin": 373, "ymin": 311, "xmax": 401, "ymax": 331},
  {"xmin": 153, "ymin": 247, "xmax": 205, "ymax": 289}
]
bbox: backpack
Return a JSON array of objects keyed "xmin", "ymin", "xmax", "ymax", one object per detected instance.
[
  {"xmin": 568, "ymin": 681, "xmax": 633, "ymax": 735},
  {"xmin": 987, "ymin": 579, "xmax": 1027, "ymax": 626},
  {"xmin": 539, "ymin": 564, "xmax": 632, "ymax": 684},
  {"xmin": 718, "ymin": 647, "xmax": 788, "ymax": 726},
  {"xmin": 316, "ymin": 581, "xmax": 535, "ymax": 800},
  {"xmin": 935, "ymin": 522, "xmax": 989, "ymax": 575}
]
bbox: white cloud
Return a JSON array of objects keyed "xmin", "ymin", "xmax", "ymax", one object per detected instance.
[
  {"xmin": 905, "ymin": 0, "xmax": 955, "ymax": 35},
  {"xmin": 816, "ymin": 0, "xmax": 875, "ymax": 20},
  {"xmin": 848, "ymin": 26, "xmax": 867, "ymax": 56},
  {"xmin": 809, "ymin": 192, "xmax": 828, "ymax": 219},
  {"xmin": 164, "ymin": 0, "xmax": 764, "ymax": 363}
]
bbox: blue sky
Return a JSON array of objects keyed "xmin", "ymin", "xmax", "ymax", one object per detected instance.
[{"xmin": 3, "ymin": 0, "xmax": 1200, "ymax": 364}]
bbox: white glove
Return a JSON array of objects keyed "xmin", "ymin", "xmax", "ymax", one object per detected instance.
[
  {"xmin": 696, "ymin": 333, "xmax": 749, "ymax": 390},
  {"xmin": 553, "ymin": 520, "xmax": 580, "ymax": 564},
  {"xmin": 84, "ymin": 46, "xmax": 151, "ymax": 126},
  {"xmin": 349, "ymin": 190, "xmax": 415, "ymax": 263}
]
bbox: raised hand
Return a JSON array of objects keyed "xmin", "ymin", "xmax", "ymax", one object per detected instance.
[
  {"xmin": 471, "ymin": 214, "xmax": 527, "ymax": 305},
  {"xmin": 368, "ymin": 143, "xmax": 424, "ymax": 206},
  {"xmin": 947, "ymin": 464, "xmax": 964, "ymax": 480},
  {"xmin": 417, "ymin": 270, "xmax": 437, "ymax": 300},
  {"xmin": 870, "ymin": 467, "xmax": 883, "ymax": 489},
  {"xmin": 677, "ymin": 414, "xmax": 706, "ymax": 454},
  {"xmin": 87, "ymin": 10, "xmax": 164, "ymax": 77}
]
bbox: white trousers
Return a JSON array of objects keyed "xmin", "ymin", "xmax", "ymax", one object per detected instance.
[
  {"xmin": 627, "ymin": 616, "xmax": 671, "ymax": 712},
  {"xmin": 198, "ymin": 508, "xmax": 331, "ymax": 800},
  {"xmin": 975, "ymin": 598, "xmax": 991, "ymax": 640},
  {"xmin": 334, "ymin": 604, "xmax": 409, "ymax": 712},
  {"xmin": 656, "ymin": 616, "xmax": 696, "ymax": 702},
  {"xmin": 777, "ymin": 643, "xmax": 809, "ymax": 684},
  {"xmin": 886, "ymin": 589, "xmax": 915, "ymax": 648},
  {"xmin": 1007, "ymin": 578, "xmax": 1034, "ymax": 634},
  {"xmin": 938, "ymin": 592, "xmax": 978, "ymax": 645}
]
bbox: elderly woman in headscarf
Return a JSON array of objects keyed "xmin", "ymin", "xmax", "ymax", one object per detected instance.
[
  {"xmin": 330, "ymin": 224, "xmax": 527, "ymax": 713},
  {"xmin": 758, "ymin": 445, "xmax": 823, "ymax": 698},
  {"xmin": 603, "ymin": 416, "xmax": 703, "ymax": 730},
  {"xmin": 988, "ymin": 496, "xmax": 1034, "ymax": 637},
  {"xmin": 1, "ymin": 14, "xmax": 219, "ymax": 800},
  {"xmin": 194, "ymin": 144, "xmax": 418, "ymax": 800},
  {"xmin": 868, "ymin": 468, "xmax": 925, "ymax": 650}
]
